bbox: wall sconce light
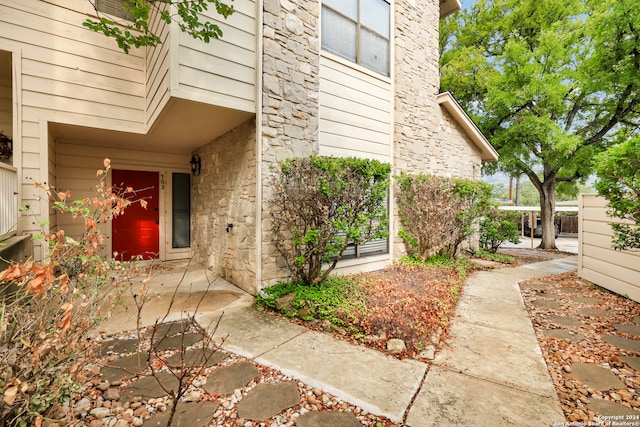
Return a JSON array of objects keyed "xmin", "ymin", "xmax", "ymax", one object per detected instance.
[{"xmin": 190, "ymin": 154, "xmax": 201, "ymax": 176}]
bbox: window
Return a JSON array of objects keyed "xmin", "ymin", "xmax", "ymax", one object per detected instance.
[
  {"xmin": 321, "ymin": 0, "xmax": 390, "ymax": 76},
  {"xmin": 172, "ymin": 173, "xmax": 191, "ymax": 249},
  {"xmin": 335, "ymin": 193, "xmax": 389, "ymax": 261},
  {"xmin": 96, "ymin": 0, "xmax": 134, "ymax": 21}
]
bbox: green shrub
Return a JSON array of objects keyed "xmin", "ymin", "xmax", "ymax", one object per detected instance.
[
  {"xmin": 396, "ymin": 173, "xmax": 492, "ymax": 259},
  {"xmin": 479, "ymin": 207, "xmax": 521, "ymax": 253},
  {"xmin": 270, "ymin": 156, "xmax": 390, "ymax": 286}
]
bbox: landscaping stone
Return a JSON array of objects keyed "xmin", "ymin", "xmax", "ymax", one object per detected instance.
[
  {"xmin": 99, "ymin": 339, "xmax": 138, "ymax": 355},
  {"xmin": 532, "ymin": 299, "xmax": 563, "ymax": 310},
  {"xmin": 165, "ymin": 348, "xmax": 227, "ymax": 368},
  {"xmin": 543, "ymin": 329, "xmax": 585, "ymax": 344},
  {"xmin": 203, "ymin": 361, "xmax": 260, "ymax": 395},
  {"xmin": 572, "ymin": 297, "xmax": 600, "ymax": 305},
  {"xmin": 614, "ymin": 323, "xmax": 640, "ymax": 337},
  {"xmin": 122, "ymin": 372, "xmax": 180, "ymax": 401},
  {"xmin": 633, "ymin": 316, "xmax": 640, "ymax": 325},
  {"xmin": 154, "ymin": 333, "xmax": 205, "ymax": 351},
  {"xmin": 103, "ymin": 387, "xmax": 121, "ymax": 401},
  {"xmin": 587, "ymin": 398, "xmax": 639, "ymax": 418},
  {"xmin": 417, "ymin": 345, "xmax": 436, "ymax": 360},
  {"xmin": 146, "ymin": 401, "xmax": 220, "ymax": 427},
  {"xmin": 89, "ymin": 407, "xmax": 111, "ymax": 419},
  {"xmin": 519, "ymin": 281, "xmax": 548, "ymax": 290},
  {"xmin": 567, "ymin": 363, "xmax": 626, "ymax": 391},
  {"xmin": 274, "ymin": 293, "xmax": 295, "ymax": 312},
  {"xmin": 236, "ymin": 382, "xmax": 300, "ymax": 420},
  {"xmin": 578, "ymin": 307, "xmax": 615, "ymax": 318},
  {"xmin": 546, "ymin": 314, "xmax": 583, "ymax": 328},
  {"xmin": 603, "ymin": 334, "xmax": 640, "ymax": 353},
  {"xmin": 145, "ymin": 321, "xmax": 189, "ymax": 339},
  {"xmin": 100, "ymin": 352, "xmax": 150, "ymax": 383},
  {"xmin": 386, "ymin": 338, "xmax": 406, "ymax": 354},
  {"xmin": 556, "ymin": 287, "xmax": 581, "ymax": 294},
  {"xmin": 296, "ymin": 411, "xmax": 362, "ymax": 427},
  {"xmin": 622, "ymin": 356, "xmax": 640, "ymax": 372}
]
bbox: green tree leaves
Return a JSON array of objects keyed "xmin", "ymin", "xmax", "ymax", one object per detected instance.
[
  {"xmin": 83, "ymin": 0, "xmax": 235, "ymax": 53},
  {"xmin": 595, "ymin": 137, "xmax": 640, "ymax": 250},
  {"xmin": 440, "ymin": 0, "xmax": 640, "ymax": 249}
]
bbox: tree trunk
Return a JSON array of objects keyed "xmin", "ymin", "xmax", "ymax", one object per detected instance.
[{"xmin": 538, "ymin": 180, "xmax": 558, "ymax": 250}]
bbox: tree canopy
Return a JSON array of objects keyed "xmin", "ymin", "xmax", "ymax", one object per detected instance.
[
  {"xmin": 440, "ymin": 0, "xmax": 640, "ymax": 248},
  {"xmin": 595, "ymin": 137, "xmax": 640, "ymax": 250},
  {"xmin": 83, "ymin": 0, "xmax": 235, "ymax": 53}
]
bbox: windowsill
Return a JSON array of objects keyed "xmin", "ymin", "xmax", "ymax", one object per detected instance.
[
  {"xmin": 320, "ymin": 50, "xmax": 392, "ymax": 85},
  {"xmin": 337, "ymin": 253, "xmax": 389, "ymax": 266}
]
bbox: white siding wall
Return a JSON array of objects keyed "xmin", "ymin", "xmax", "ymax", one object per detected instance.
[
  {"xmin": 578, "ymin": 194, "xmax": 640, "ymax": 302},
  {"xmin": 0, "ymin": 0, "xmax": 147, "ymax": 259},
  {"xmin": 318, "ymin": 55, "xmax": 392, "ymax": 162},
  {"xmin": 55, "ymin": 142, "xmax": 189, "ymax": 258},
  {"xmin": 175, "ymin": 0, "xmax": 256, "ymax": 113},
  {"xmin": 146, "ymin": 4, "xmax": 172, "ymax": 128}
]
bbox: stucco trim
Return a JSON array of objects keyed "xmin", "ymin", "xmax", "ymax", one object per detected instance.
[{"xmin": 437, "ymin": 92, "xmax": 498, "ymax": 162}]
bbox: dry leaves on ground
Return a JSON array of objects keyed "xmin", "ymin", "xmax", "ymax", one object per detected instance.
[{"xmin": 521, "ymin": 271, "xmax": 640, "ymax": 423}]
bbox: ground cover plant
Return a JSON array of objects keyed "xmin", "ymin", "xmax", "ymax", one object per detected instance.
[{"xmin": 256, "ymin": 255, "xmax": 473, "ymax": 357}]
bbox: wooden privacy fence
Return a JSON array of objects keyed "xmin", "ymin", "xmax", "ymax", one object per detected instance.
[{"xmin": 578, "ymin": 194, "xmax": 640, "ymax": 303}]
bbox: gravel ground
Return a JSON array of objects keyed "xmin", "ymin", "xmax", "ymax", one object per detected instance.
[
  {"xmin": 520, "ymin": 270, "xmax": 640, "ymax": 423},
  {"xmin": 59, "ymin": 326, "xmax": 402, "ymax": 427}
]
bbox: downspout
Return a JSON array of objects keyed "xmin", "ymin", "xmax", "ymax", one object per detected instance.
[{"xmin": 255, "ymin": 0, "xmax": 264, "ymax": 291}]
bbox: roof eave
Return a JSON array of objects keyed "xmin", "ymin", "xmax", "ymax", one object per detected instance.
[
  {"xmin": 440, "ymin": 0, "xmax": 462, "ymax": 19},
  {"xmin": 437, "ymin": 92, "xmax": 499, "ymax": 162}
]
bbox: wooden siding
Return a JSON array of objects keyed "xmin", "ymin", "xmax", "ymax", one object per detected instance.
[
  {"xmin": 146, "ymin": 4, "xmax": 172, "ymax": 128},
  {"xmin": 318, "ymin": 55, "xmax": 392, "ymax": 162},
  {"xmin": 578, "ymin": 194, "xmax": 640, "ymax": 302},
  {"xmin": 55, "ymin": 142, "xmax": 190, "ymax": 258},
  {"xmin": 175, "ymin": 0, "xmax": 256, "ymax": 113}
]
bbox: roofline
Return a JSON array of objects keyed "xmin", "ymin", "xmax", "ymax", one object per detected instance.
[
  {"xmin": 440, "ymin": 0, "xmax": 462, "ymax": 19},
  {"xmin": 437, "ymin": 92, "xmax": 499, "ymax": 162}
]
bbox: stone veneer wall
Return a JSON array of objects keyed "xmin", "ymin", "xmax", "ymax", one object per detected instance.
[
  {"xmin": 393, "ymin": 0, "xmax": 482, "ymax": 257},
  {"xmin": 192, "ymin": 119, "xmax": 257, "ymax": 294},
  {"xmin": 438, "ymin": 109, "xmax": 483, "ymax": 180},
  {"xmin": 260, "ymin": 0, "xmax": 321, "ymax": 288}
]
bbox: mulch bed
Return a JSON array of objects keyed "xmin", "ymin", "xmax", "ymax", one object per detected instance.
[{"xmin": 520, "ymin": 270, "xmax": 640, "ymax": 423}]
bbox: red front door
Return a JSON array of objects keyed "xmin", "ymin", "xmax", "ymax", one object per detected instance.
[{"xmin": 112, "ymin": 170, "xmax": 160, "ymax": 261}]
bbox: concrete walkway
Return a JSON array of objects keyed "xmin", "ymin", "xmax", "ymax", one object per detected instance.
[{"xmin": 191, "ymin": 256, "xmax": 578, "ymax": 426}]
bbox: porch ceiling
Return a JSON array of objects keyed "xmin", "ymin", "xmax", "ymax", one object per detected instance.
[{"xmin": 49, "ymin": 98, "xmax": 254, "ymax": 154}]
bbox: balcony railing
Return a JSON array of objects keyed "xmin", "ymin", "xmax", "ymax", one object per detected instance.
[{"xmin": 0, "ymin": 162, "xmax": 18, "ymax": 240}]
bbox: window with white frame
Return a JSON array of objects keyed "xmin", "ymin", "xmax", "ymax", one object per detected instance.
[{"xmin": 321, "ymin": 0, "xmax": 391, "ymax": 76}]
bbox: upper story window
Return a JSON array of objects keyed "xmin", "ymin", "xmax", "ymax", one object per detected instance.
[
  {"xmin": 96, "ymin": 0, "xmax": 134, "ymax": 21},
  {"xmin": 321, "ymin": 0, "xmax": 391, "ymax": 76}
]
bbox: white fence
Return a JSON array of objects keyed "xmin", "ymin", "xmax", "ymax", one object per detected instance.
[
  {"xmin": 578, "ymin": 194, "xmax": 640, "ymax": 303},
  {"xmin": 0, "ymin": 162, "xmax": 18, "ymax": 240}
]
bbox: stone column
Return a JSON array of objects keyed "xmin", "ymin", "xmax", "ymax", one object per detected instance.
[{"xmin": 260, "ymin": 0, "xmax": 321, "ymax": 288}]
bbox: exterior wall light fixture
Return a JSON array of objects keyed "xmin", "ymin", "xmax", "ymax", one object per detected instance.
[{"xmin": 190, "ymin": 154, "xmax": 201, "ymax": 176}]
